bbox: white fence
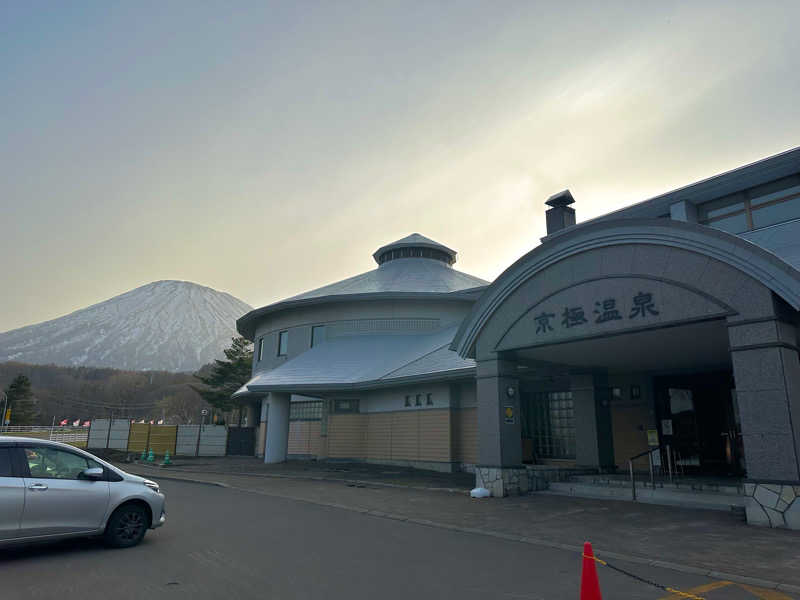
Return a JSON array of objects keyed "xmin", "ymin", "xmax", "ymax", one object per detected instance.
[{"xmin": 0, "ymin": 426, "xmax": 89, "ymax": 445}]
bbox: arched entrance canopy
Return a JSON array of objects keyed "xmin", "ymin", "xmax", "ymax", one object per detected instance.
[{"xmin": 451, "ymin": 218, "xmax": 800, "ymax": 359}]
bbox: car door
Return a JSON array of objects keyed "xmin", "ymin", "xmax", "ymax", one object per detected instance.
[
  {"xmin": 0, "ymin": 447, "xmax": 25, "ymax": 540},
  {"xmin": 19, "ymin": 445, "xmax": 110, "ymax": 537}
]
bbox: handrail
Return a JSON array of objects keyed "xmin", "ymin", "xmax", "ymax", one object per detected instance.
[{"xmin": 627, "ymin": 444, "xmax": 673, "ymax": 501}]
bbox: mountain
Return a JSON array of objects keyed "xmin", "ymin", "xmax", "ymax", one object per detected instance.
[{"xmin": 0, "ymin": 281, "xmax": 253, "ymax": 372}]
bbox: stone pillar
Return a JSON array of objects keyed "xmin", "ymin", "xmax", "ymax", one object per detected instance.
[
  {"xmin": 264, "ymin": 392, "xmax": 290, "ymax": 464},
  {"xmin": 475, "ymin": 359, "xmax": 528, "ymax": 496},
  {"xmin": 571, "ymin": 372, "xmax": 615, "ymax": 469},
  {"xmin": 728, "ymin": 316, "xmax": 800, "ymax": 529}
]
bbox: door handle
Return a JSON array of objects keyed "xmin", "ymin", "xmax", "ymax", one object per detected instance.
[{"xmin": 28, "ymin": 483, "xmax": 48, "ymax": 491}]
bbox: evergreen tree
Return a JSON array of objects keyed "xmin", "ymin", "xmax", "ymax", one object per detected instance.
[
  {"xmin": 193, "ymin": 337, "xmax": 253, "ymax": 424},
  {"xmin": 5, "ymin": 374, "xmax": 40, "ymax": 425}
]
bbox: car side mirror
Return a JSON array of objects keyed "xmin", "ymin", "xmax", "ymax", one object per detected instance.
[{"xmin": 82, "ymin": 467, "xmax": 104, "ymax": 480}]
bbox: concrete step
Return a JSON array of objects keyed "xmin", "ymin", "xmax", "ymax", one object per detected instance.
[
  {"xmin": 540, "ymin": 482, "xmax": 746, "ymax": 512},
  {"xmin": 568, "ymin": 475, "xmax": 743, "ymax": 496}
]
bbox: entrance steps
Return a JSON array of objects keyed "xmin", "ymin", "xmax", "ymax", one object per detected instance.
[{"xmin": 538, "ymin": 474, "xmax": 746, "ymax": 514}]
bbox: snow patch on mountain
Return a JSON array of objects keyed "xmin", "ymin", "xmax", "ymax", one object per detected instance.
[{"xmin": 0, "ymin": 281, "xmax": 252, "ymax": 372}]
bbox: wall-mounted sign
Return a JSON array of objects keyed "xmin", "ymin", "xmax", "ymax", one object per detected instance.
[
  {"xmin": 646, "ymin": 429, "xmax": 659, "ymax": 447},
  {"xmin": 661, "ymin": 419, "xmax": 673, "ymax": 436},
  {"xmin": 504, "ymin": 405, "xmax": 515, "ymax": 424}
]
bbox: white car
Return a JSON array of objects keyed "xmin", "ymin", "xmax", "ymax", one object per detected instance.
[{"xmin": 0, "ymin": 437, "xmax": 166, "ymax": 548}]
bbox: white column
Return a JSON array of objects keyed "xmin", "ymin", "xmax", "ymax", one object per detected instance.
[{"xmin": 264, "ymin": 392, "xmax": 290, "ymax": 464}]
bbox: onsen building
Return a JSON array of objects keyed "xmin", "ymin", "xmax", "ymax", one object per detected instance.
[{"xmin": 235, "ymin": 146, "xmax": 800, "ymax": 529}]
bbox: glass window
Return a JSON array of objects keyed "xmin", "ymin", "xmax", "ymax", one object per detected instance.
[
  {"xmin": 24, "ymin": 447, "xmax": 100, "ymax": 480},
  {"xmin": 750, "ymin": 183, "xmax": 800, "ymax": 207},
  {"xmin": 257, "ymin": 338, "xmax": 264, "ymax": 361},
  {"xmin": 751, "ymin": 196, "xmax": 800, "ymax": 229},
  {"xmin": 0, "ymin": 448, "xmax": 12, "ymax": 476},
  {"xmin": 527, "ymin": 391, "xmax": 576, "ymax": 459},
  {"xmin": 311, "ymin": 325, "xmax": 326, "ymax": 348},
  {"xmin": 707, "ymin": 212, "xmax": 749, "ymax": 234},
  {"xmin": 290, "ymin": 401, "xmax": 323, "ymax": 421},
  {"xmin": 333, "ymin": 399, "xmax": 359, "ymax": 413},
  {"xmin": 705, "ymin": 201, "xmax": 745, "ymax": 219},
  {"xmin": 277, "ymin": 331, "xmax": 288, "ymax": 356}
]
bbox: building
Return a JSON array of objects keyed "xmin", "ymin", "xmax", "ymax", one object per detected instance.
[{"xmin": 236, "ymin": 146, "xmax": 800, "ymax": 529}]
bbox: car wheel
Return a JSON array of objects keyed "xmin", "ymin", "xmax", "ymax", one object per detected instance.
[{"xmin": 104, "ymin": 504, "xmax": 148, "ymax": 548}]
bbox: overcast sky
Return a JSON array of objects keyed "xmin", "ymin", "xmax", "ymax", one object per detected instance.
[{"xmin": 1, "ymin": 1, "xmax": 799, "ymax": 332}]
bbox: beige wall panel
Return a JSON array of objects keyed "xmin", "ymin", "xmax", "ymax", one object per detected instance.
[
  {"xmin": 453, "ymin": 408, "xmax": 478, "ymax": 464},
  {"xmin": 419, "ymin": 409, "xmax": 452, "ymax": 462},
  {"xmin": 327, "ymin": 414, "xmax": 367, "ymax": 458},
  {"xmin": 390, "ymin": 411, "xmax": 420, "ymax": 461},
  {"xmin": 366, "ymin": 413, "xmax": 392, "ymax": 460}
]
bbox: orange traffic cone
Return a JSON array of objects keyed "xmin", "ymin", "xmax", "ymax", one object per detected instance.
[{"xmin": 580, "ymin": 541, "xmax": 603, "ymax": 600}]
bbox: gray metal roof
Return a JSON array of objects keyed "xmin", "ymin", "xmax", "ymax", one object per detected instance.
[
  {"xmin": 740, "ymin": 219, "xmax": 800, "ymax": 271},
  {"xmin": 286, "ymin": 254, "xmax": 488, "ymax": 301},
  {"xmin": 236, "ymin": 326, "xmax": 475, "ymax": 393},
  {"xmin": 372, "ymin": 233, "xmax": 457, "ymax": 264},
  {"xmin": 582, "ymin": 145, "xmax": 800, "ymax": 223},
  {"xmin": 237, "ymin": 236, "xmax": 489, "ymax": 340}
]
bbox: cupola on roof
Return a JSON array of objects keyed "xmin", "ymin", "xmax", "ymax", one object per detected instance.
[{"xmin": 373, "ymin": 233, "xmax": 457, "ymax": 266}]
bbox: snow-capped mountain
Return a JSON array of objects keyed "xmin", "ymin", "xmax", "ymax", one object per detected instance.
[{"xmin": 0, "ymin": 281, "xmax": 252, "ymax": 372}]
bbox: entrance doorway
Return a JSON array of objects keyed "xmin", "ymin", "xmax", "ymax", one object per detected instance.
[{"xmin": 653, "ymin": 372, "xmax": 742, "ymax": 476}]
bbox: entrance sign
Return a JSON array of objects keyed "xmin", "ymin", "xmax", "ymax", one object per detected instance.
[
  {"xmin": 661, "ymin": 419, "xmax": 673, "ymax": 435},
  {"xmin": 498, "ymin": 277, "xmax": 732, "ymax": 351}
]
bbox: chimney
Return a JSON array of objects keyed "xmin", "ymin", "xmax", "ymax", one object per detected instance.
[{"xmin": 545, "ymin": 190, "xmax": 576, "ymax": 234}]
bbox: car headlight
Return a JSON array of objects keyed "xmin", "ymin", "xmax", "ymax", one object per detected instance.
[{"xmin": 143, "ymin": 479, "xmax": 160, "ymax": 493}]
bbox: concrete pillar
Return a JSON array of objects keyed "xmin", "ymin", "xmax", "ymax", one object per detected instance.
[
  {"xmin": 728, "ymin": 318, "xmax": 800, "ymax": 482},
  {"xmin": 474, "ymin": 359, "xmax": 528, "ymax": 496},
  {"xmin": 256, "ymin": 398, "xmax": 268, "ymax": 458},
  {"xmin": 571, "ymin": 372, "xmax": 615, "ymax": 469},
  {"xmin": 264, "ymin": 392, "xmax": 290, "ymax": 464},
  {"xmin": 729, "ymin": 316, "xmax": 800, "ymax": 529}
]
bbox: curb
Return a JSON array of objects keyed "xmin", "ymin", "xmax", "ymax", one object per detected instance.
[
  {"xmin": 125, "ymin": 463, "xmax": 471, "ymax": 495},
  {"xmin": 125, "ymin": 467, "xmax": 800, "ymax": 595}
]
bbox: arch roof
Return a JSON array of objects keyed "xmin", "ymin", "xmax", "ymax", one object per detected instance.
[{"xmin": 451, "ymin": 218, "xmax": 800, "ymax": 358}]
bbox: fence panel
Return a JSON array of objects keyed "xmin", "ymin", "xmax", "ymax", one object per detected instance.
[
  {"xmin": 127, "ymin": 423, "xmax": 151, "ymax": 453},
  {"xmin": 87, "ymin": 420, "xmax": 110, "ymax": 449},
  {"xmin": 148, "ymin": 425, "xmax": 177, "ymax": 455},
  {"xmin": 175, "ymin": 424, "xmax": 227, "ymax": 456}
]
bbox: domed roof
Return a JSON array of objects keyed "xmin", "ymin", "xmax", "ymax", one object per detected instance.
[
  {"xmin": 286, "ymin": 234, "xmax": 487, "ymax": 301},
  {"xmin": 237, "ymin": 235, "xmax": 490, "ymax": 339}
]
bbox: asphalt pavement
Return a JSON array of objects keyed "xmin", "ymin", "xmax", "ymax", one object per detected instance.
[{"xmin": 2, "ymin": 479, "xmax": 795, "ymax": 599}]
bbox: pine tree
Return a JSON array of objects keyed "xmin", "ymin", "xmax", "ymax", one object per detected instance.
[
  {"xmin": 5, "ymin": 374, "xmax": 40, "ymax": 425},
  {"xmin": 193, "ymin": 337, "xmax": 253, "ymax": 424}
]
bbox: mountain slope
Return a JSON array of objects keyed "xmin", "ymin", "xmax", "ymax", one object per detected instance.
[{"xmin": 0, "ymin": 281, "xmax": 252, "ymax": 372}]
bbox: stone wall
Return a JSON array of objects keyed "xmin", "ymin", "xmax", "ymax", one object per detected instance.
[
  {"xmin": 744, "ymin": 482, "xmax": 800, "ymax": 529},
  {"xmin": 475, "ymin": 467, "xmax": 529, "ymax": 497}
]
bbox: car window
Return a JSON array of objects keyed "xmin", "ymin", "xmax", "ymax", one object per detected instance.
[
  {"xmin": 0, "ymin": 448, "xmax": 12, "ymax": 477},
  {"xmin": 24, "ymin": 447, "xmax": 98, "ymax": 480}
]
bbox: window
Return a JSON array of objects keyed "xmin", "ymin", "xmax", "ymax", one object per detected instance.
[
  {"xmin": 698, "ymin": 182, "xmax": 800, "ymax": 233},
  {"xmin": 24, "ymin": 446, "xmax": 101, "ymax": 480},
  {"xmin": 257, "ymin": 337, "xmax": 264, "ymax": 361},
  {"xmin": 0, "ymin": 448, "xmax": 12, "ymax": 476},
  {"xmin": 277, "ymin": 331, "xmax": 288, "ymax": 356},
  {"xmin": 426, "ymin": 393, "xmax": 433, "ymax": 406},
  {"xmin": 311, "ymin": 325, "xmax": 326, "ymax": 348},
  {"xmin": 525, "ymin": 391, "xmax": 576, "ymax": 459},
  {"xmin": 290, "ymin": 400, "xmax": 323, "ymax": 421},
  {"xmin": 333, "ymin": 399, "xmax": 359, "ymax": 413}
]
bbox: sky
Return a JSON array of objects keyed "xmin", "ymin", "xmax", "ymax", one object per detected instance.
[{"xmin": 1, "ymin": 1, "xmax": 799, "ymax": 332}]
